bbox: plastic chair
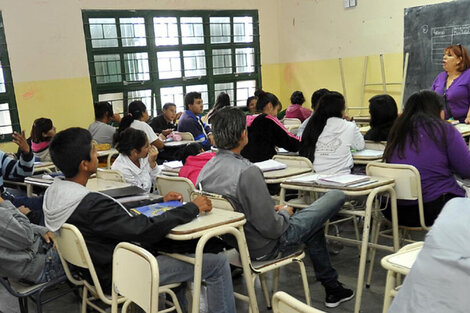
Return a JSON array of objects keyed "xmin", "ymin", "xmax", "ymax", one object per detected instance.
[
  {"xmin": 381, "ymin": 241, "xmax": 423, "ymax": 313},
  {"xmin": 282, "ymin": 118, "xmax": 302, "ymax": 134},
  {"xmin": 111, "ymin": 242, "xmax": 182, "ymax": 313},
  {"xmin": 191, "ymin": 190, "xmax": 311, "ymax": 310},
  {"xmin": 96, "ymin": 168, "xmax": 126, "ymax": 182},
  {"xmin": 365, "ymin": 163, "xmax": 427, "ymax": 287},
  {"xmin": 0, "ymin": 276, "xmax": 73, "ymax": 313},
  {"xmin": 364, "ymin": 140, "xmax": 387, "ymax": 151},
  {"xmin": 273, "ymin": 291, "xmax": 326, "ymax": 313},
  {"xmin": 155, "ymin": 175, "xmax": 194, "ymax": 202},
  {"xmin": 53, "ymin": 223, "xmax": 126, "ymax": 313}
]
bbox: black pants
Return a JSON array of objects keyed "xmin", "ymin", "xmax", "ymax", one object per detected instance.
[{"xmin": 383, "ymin": 193, "xmax": 459, "ymax": 227}]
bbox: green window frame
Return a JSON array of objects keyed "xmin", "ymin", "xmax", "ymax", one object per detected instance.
[
  {"xmin": 0, "ymin": 13, "xmax": 20, "ymax": 141},
  {"xmin": 82, "ymin": 10, "xmax": 262, "ymax": 117}
]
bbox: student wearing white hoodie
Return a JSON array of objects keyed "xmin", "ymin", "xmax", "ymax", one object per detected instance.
[{"xmin": 299, "ymin": 91, "xmax": 364, "ymax": 174}]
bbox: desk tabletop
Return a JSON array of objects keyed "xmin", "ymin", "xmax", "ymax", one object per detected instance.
[
  {"xmin": 455, "ymin": 123, "xmax": 470, "ymax": 137},
  {"xmin": 164, "ymin": 140, "xmax": 194, "ymax": 147},
  {"xmin": 263, "ymin": 167, "xmax": 312, "ymax": 180},
  {"xmin": 25, "ymin": 176, "xmax": 130, "ymax": 192},
  {"xmin": 168, "ymin": 208, "xmax": 245, "ymax": 236},
  {"xmin": 97, "ymin": 148, "xmax": 118, "ymax": 157},
  {"xmin": 281, "ymin": 176, "xmax": 394, "ymax": 192}
]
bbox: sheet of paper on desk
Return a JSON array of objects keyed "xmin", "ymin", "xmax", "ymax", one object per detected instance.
[
  {"xmin": 319, "ymin": 174, "xmax": 370, "ymax": 187},
  {"xmin": 254, "ymin": 159, "xmax": 287, "ymax": 172},
  {"xmin": 163, "ymin": 160, "xmax": 184, "ymax": 169},
  {"xmin": 352, "ymin": 149, "xmax": 383, "ymax": 158},
  {"xmin": 287, "ymin": 174, "xmax": 328, "ymax": 183},
  {"xmin": 131, "ymin": 200, "xmax": 182, "ymax": 217}
]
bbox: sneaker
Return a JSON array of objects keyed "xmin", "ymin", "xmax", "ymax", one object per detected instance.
[{"xmin": 325, "ymin": 283, "xmax": 355, "ymax": 308}]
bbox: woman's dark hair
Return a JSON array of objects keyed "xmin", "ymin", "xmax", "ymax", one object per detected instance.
[
  {"xmin": 290, "ymin": 91, "xmax": 305, "ymax": 105},
  {"xmin": 383, "ymin": 90, "xmax": 446, "ymax": 161},
  {"xmin": 254, "ymin": 89, "xmax": 281, "ymax": 112},
  {"xmin": 31, "ymin": 118, "xmax": 53, "ymax": 143},
  {"xmin": 311, "ymin": 88, "xmax": 330, "ymax": 110},
  {"xmin": 246, "ymin": 96, "xmax": 257, "ymax": 106},
  {"xmin": 175, "ymin": 142, "xmax": 203, "ymax": 164},
  {"xmin": 365, "ymin": 94, "xmax": 398, "ymax": 142},
  {"xmin": 94, "ymin": 101, "xmax": 114, "ymax": 119},
  {"xmin": 207, "ymin": 92, "xmax": 231, "ymax": 122},
  {"xmin": 445, "ymin": 44, "xmax": 470, "ymax": 72},
  {"xmin": 113, "ymin": 127, "xmax": 147, "ymax": 156},
  {"xmin": 299, "ymin": 91, "xmax": 345, "ymax": 162},
  {"xmin": 116, "ymin": 101, "xmax": 147, "ymax": 135}
]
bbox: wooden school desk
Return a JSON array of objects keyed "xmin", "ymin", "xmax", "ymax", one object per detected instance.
[
  {"xmin": 163, "ymin": 140, "xmax": 194, "ymax": 148},
  {"xmin": 263, "ymin": 167, "xmax": 312, "ymax": 184},
  {"xmin": 279, "ymin": 176, "xmax": 398, "ymax": 313},
  {"xmin": 352, "ymin": 149, "xmax": 384, "ymax": 165},
  {"xmin": 33, "ymin": 161, "xmax": 56, "ymax": 173},
  {"xmin": 164, "ymin": 209, "xmax": 259, "ymax": 313},
  {"xmin": 97, "ymin": 148, "xmax": 119, "ymax": 168}
]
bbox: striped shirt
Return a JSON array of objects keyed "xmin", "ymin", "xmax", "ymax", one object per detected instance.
[{"xmin": 0, "ymin": 150, "xmax": 34, "ymax": 190}]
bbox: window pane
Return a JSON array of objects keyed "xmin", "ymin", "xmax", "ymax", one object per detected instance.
[
  {"xmin": 99, "ymin": 92, "xmax": 124, "ymax": 115},
  {"xmin": 183, "ymin": 50, "xmax": 206, "ymax": 77},
  {"xmin": 186, "ymin": 84, "xmax": 208, "ymax": 110},
  {"xmin": 124, "ymin": 53, "xmax": 150, "ymax": 81},
  {"xmin": 235, "ymin": 48, "xmax": 255, "ymax": 73},
  {"xmin": 0, "ymin": 62, "xmax": 6, "ymax": 93},
  {"xmin": 120, "ymin": 17, "xmax": 147, "ymax": 47},
  {"xmin": 210, "ymin": 17, "xmax": 231, "ymax": 44},
  {"xmin": 236, "ymin": 80, "xmax": 256, "ymax": 106},
  {"xmin": 212, "ymin": 49, "xmax": 232, "ymax": 75},
  {"xmin": 0, "ymin": 103, "xmax": 12, "ymax": 134},
  {"xmin": 154, "ymin": 17, "xmax": 178, "ymax": 46},
  {"xmin": 180, "ymin": 17, "xmax": 204, "ymax": 45},
  {"xmin": 214, "ymin": 83, "xmax": 234, "ymax": 105},
  {"xmin": 94, "ymin": 54, "xmax": 122, "ymax": 84},
  {"xmin": 234, "ymin": 17, "xmax": 254, "ymax": 43},
  {"xmin": 157, "ymin": 51, "xmax": 181, "ymax": 79},
  {"xmin": 89, "ymin": 18, "xmax": 118, "ymax": 48},
  {"xmin": 128, "ymin": 90, "xmax": 152, "ymax": 110},
  {"xmin": 161, "ymin": 86, "xmax": 184, "ymax": 112}
]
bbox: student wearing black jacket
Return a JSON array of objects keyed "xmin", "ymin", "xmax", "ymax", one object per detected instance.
[{"xmin": 43, "ymin": 127, "xmax": 236, "ymax": 313}]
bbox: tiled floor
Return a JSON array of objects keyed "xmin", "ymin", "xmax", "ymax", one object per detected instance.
[{"xmin": 0, "ymin": 224, "xmax": 420, "ymax": 313}]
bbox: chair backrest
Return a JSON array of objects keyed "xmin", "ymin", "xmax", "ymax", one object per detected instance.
[
  {"xmin": 190, "ymin": 190, "xmax": 234, "ymax": 211},
  {"xmin": 273, "ymin": 291, "xmax": 325, "ymax": 313},
  {"xmin": 272, "ymin": 155, "xmax": 313, "ymax": 169},
  {"xmin": 112, "ymin": 242, "xmax": 159, "ymax": 313},
  {"xmin": 174, "ymin": 132, "xmax": 194, "ymax": 141},
  {"xmin": 366, "ymin": 163, "xmax": 428, "ymax": 229},
  {"xmin": 282, "ymin": 118, "xmax": 302, "ymax": 127},
  {"xmin": 53, "ymin": 223, "xmax": 108, "ymax": 301},
  {"xmin": 155, "ymin": 175, "xmax": 195, "ymax": 202},
  {"xmin": 96, "ymin": 168, "xmax": 126, "ymax": 182},
  {"xmin": 364, "ymin": 140, "xmax": 387, "ymax": 151}
]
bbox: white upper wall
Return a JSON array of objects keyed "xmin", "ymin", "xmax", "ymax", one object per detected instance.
[
  {"xmin": 0, "ymin": 0, "xmax": 280, "ymax": 82},
  {"xmin": 277, "ymin": 0, "xmax": 454, "ymax": 63}
]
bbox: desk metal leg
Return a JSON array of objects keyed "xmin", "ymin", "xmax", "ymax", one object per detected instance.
[{"xmin": 26, "ymin": 184, "xmax": 33, "ymax": 197}]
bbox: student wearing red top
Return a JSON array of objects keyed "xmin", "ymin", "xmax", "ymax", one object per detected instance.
[
  {"xmin": 177, "ymin": 143, "xmax": 216, "ymax": 186},
  {"xmin": 285, "ymin": 91, "xmax": 312, "ymax": 122}
]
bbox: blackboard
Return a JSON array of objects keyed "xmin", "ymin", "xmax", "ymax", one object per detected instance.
[{"xmin": 403, "ymin": 0, "xmax": 470, "ymax": 104}]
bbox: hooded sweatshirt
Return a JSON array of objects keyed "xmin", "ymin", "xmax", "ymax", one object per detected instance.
[
  {"xmin": 43, "ymin": 177, "xmax": 198, "ymax": 292},
  {"xmin": 178, "ymin": 152, "xmax": 216, "ymax": 186},
  {"xmin": 0, "ymin": 200, "xmax": 49, "ymax": 282},
  {"xmin": 389, "ymin": 198, "xmax": 470, "ymax": 313},
  {"xmin": 313, "ymin": 117, "xmax": 364, "ymax": 174}
]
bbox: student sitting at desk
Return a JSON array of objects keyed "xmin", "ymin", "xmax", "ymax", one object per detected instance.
[
  {"xmin": 178, "ymin": 92, "xmax": 213, "ymax": 151},
  {"xmin": 88, "ymin": 101, "xmax": 120, "ymax": 145},
  {"xmin": 383, "ymin": 90, "xmax": 470, "ymax": 227},
  {"xmin": 149, "ymin": 102, "xmax": 177, "ymax": 136},
  {"xmin": 43, "ymin": 128, "xmax": 237, "ymax": 313},
  {"xmin": 198, "ymin": 107, "xmax": 354, "ymax": 308},
  {"xmin": 300, "ymin": 91, "xmax": 364, "ymax": 174},
  {"xmin": 285, "ymin": 90, "xmax": 312, "ymax": 122},
  {"xmin": 203, "ymin": 92, "xmax": 231, "ymax": 124},
  {"xmin": 30, "ymin": 118, "xmax": 56, "ymax": 162},
  {"xmin": 176, "ymin": 143, "xmax": 215, "ymax": 186},
  {"xmin": 297, "ymin": 88, "xmax": 330, "ymax": 138},
  {"xmin": 241, "ymin": 89, "xmax": 300, "ymax": 163},
  {"xmin": 112, "ymin": 128, "xmax": 160, "ymax": 192},
  {"xmin": 364, "ymin": 94, "xmax": 398, "ymax": 142},
  {"xmin": 246, "ymin": 96, "xmax": 257, "ymax": 115},
  {"xmin": 118, "ymin": 100, "xmax": 164, "ymax": 150}
]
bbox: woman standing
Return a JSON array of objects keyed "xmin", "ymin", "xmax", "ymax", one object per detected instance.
[{"xmin": 431, "ymin": 44, "xmax": 470, "ymax": 123}]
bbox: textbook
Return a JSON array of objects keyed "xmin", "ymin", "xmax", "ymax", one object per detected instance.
[
  {"xmin": 131, "ymin": 200, "xmax": 182, "ymax": 217},
  {"xmin": 254, "ymin": 159, "xmax": 287, "ymax": 172}
]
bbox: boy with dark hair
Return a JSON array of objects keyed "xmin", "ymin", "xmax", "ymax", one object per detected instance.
[
  {"xmin": 150, "ymin": 102, "xmax": 177, "ymax": 135},
  {"xmin": 43, "ymin": 127, "xmax": 236, "ymax": 313},
  {"xmin": 88, "ymin": 101, "xmax": 121, "ymax": 145},
  {"xmin": 198, "ymin": 107, "xmax": 354, "ymax": 308},
  {"xmin": 178, "ymin": 92, "xmax": 214, "ymax": 150}
]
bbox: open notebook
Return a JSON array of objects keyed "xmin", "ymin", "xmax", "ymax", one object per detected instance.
[
  {"xmin": 254, "ymin": 159, "xmax": 287, "ymax": 172},
  {"xmin": 287, "ymin": 173, "xmax": 374, "ymax": 187}
]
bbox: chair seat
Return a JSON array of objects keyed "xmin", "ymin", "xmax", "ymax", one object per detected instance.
[
  {"xmin": 225, "ymin": 248, "xmax": 305, "ymax": 272},
  {"xmin": 8, "ymin": 280, "xmax": 49, "ymax": 294}
]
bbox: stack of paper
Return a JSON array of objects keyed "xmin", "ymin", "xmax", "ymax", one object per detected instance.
[
  {"xmin": 318, "ymin": 174, "xmax": 370, "ymax": 187},
  {"xmin": 163, "ymin": 161, "xmax": 184, "ymax": 170},
  {"xmin": 254, "ymin": 159, "xmax": 287, "ymax": 172}
]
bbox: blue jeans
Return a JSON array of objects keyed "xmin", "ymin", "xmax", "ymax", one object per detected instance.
[
  {"xmin": 272, "ymin": 190, "xmax": 345, "ymax": 287},
  {"xmin": 36, "ymin": 248, "xmax": 65, "ymax": 283},
  {"xmin": 156, "ymin": 253, "xmax": 235, "ymax": 313}
]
